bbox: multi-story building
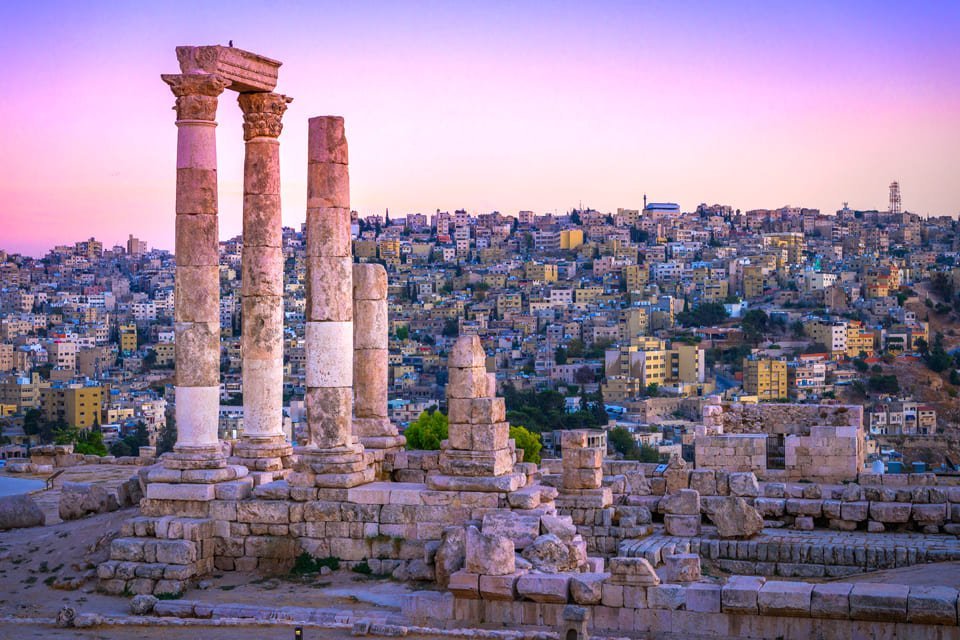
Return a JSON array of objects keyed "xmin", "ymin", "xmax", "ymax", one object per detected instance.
[
  {"xmin": 40, "ymin": 381, "xmax": 103, "ymax": 428},
  {"xmin": 743, "ymin": 356, "xmax": 788, "ymax": 400}
]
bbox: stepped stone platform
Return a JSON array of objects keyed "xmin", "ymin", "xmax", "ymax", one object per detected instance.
[{"xmin": 620, "ymin": 525, "xmax": 960, "ymax": 578}]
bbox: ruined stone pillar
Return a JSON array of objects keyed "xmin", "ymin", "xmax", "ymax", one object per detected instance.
[
  {"xmin": 232, "ymin": 91, "xmax": 294, "ymax": 474},
  {"xmin": 353, "ymin": 263, "xmax": 405, "ymax": 455},
  {"xmin": 163, "ymin": 72, "xmax": 230, "ymax": 462},
  {"xmin": 427, "ymin": 335, "xmax": 524, "ymax": 492},
  {"xmin": 290, "ymin": 116, "xmax": 374, "ymax": 489}
]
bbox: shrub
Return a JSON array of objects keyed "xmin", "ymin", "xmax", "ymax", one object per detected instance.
[
  {"xmin": 404, "ymin": 410, "xmax": 448, "ymax": 450},
  {"xmin": 509, "ymin": 425, "xmax": 542, "ymax": 464}
]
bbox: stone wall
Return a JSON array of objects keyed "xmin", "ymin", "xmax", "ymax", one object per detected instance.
[
  {"xmin": 717, "ymin": 403, "xmax": 861, "ymax": 435},
  {"xmin": 405, "ymin": 577, "xmax": 960, "ymax": 638},
  {"xmin": 783, "ymin": 425, "xmax": 862, "ymax": 483},
  {"xmin": 694, "ymin": 435, "xmax": 767, "ymax": 474}
]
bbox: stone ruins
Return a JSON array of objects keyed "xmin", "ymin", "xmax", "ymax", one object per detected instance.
[{"xmin": 92, "ymin": 45, "xmax": 960, "ymax": 638}]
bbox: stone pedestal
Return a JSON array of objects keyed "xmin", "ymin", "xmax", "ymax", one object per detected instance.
[
  {"xmin": 353, "ymin": 263, "xmax": 405, "ymax": 471},
  {"xmin": 427, "ymin": 335, "xmax": 524, "ymax": 493},
  {"xmin": 233, "ymin": 91, "xmax": 294, "ymax": 476},
  {"xmin": 291, "ymin": 115, "xmax": 374, "ymax": 489},
  {"xmin": 556, "ymin": 430, "xmax": 611, "ymax": 509}
]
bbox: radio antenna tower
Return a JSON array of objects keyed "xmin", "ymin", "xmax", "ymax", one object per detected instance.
[{"xmin": 888, "ymin": 181, "xmax": 901, "ymax": 215}]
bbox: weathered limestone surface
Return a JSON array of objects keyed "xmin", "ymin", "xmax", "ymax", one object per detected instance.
[
  {"xmin": 429, "ymin": 336, "xmax": 522, "ymax": 493},
  {"xmin": 235, "ymin": 92, "xmax": 293, "ymax": 473},
  {"xmin": 353, "ymin": 262, "xmax": 404, "ymax": 456},
  {"xmin": 163, "ymin": 70, "xmax": 229, "ymax": 459}
]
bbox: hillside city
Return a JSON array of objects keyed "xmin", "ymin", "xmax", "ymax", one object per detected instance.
[{"xmin": 3, "ymin": 182, "xmax": 959, "ymax": 469}]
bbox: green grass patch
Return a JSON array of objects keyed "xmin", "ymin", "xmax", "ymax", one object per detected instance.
[{"xmin": 290, "ymin": 553, "xmax": 340, "ymax": 576}]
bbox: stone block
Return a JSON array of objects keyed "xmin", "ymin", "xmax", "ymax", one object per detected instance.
[
  {"xmin": 685, "ymin": 582, "xmax": 721, "ymax": 613},
  {"xmin": 570, "ymin": 573, "xmax": 607, "ymax": 605},
  {"xmin": 840, "ymin": 501, "xmax": 868, "ymax": 521},
  {"xmin": 155, "ymin": 540, "xmax": 197, "ymax": 565},
  {"xmin": 869, "ymin": 502, "xmax": 911, "ymax": 523},
  {"xmin": 237, "ymin": 500, "xmax": 290, "ymax": 524},
  {"xmin": 722, "ymin": 575, "xmax": 765, "ymax": 614},
  {"xmin": 609, "ymin": 557, "xmax": 660, "ymax": 586},
  {"xmin": 662, "ymin": 489, "xmax": 700, "ymax": 515},
  {"xmin": 601, "ymin": 582, "xmax": 623, "ymax": 607},
  {"xmin": 481, "ymin": 512, "xmax": 541, "ymax": 550},
  {"xmin": 758, "ymin": 581, "xmax": 812, "ymax": 617},
  {"xmin": 448, "ymin": 570, "xmax": 480, "ymax": 599},
  {"xmin": 663, "ymin": 554, "xmax": 701, "ymax": 583},
  {"xmin": 145, "ymin": 481, "xmax": 216, "ymax": 503},
  {"xmin": 906, "ymin": 585, "xmax": 958, "ymax": 625},
  {"xmin": 448, "ymin": 335, "xmax": 486, "ymax": 368},
  {"xmin": 664, "ymin": 514, "xmax": 701, "ymax": 537},
  {"xmin": 479, "ymin": 572, "xmax": 523, "ymax": 601},
  {"xmin": 728, "ymin": 472, "xmax": 760, "ymax": 497},
  {"xmin": 648, "ymin": 583, "xmax": 686, "ymax": 610},
  {"xmin": 465, "ymin": 525, "xmax": 515, "ymax": 576},
  {"xmin": 516, "ymin": 573, "xmax": 571, "ymax": 604},
  {"xmin": 849, "ymin": 583, "xmax": 909, "ymax": 622},
  {"xmin": 447, "ymin": 367, "xmax": 489, "ymax": 399}
]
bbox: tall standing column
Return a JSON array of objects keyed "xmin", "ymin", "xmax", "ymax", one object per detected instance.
[
  {"xmin": 163, "ymin": 72, "xmax": 229, "ymax": 463},
  {"xmin": 353, "ymin": 263, "xmax": 405, "ymax": 458},
  {"xmin": 291, "ymin": 116, "xmax": 374, "ymax": 490},
  {"xmin": 232, "ymin": 91, "xmax": 294, "ymax": 475}
]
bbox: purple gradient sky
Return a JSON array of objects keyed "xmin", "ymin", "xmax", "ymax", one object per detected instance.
[{"xmin": 1, "ymin": 1, "xmax": 958, "ymax": 256}]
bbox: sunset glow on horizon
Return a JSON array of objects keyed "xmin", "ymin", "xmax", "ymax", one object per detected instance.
[{"xmin": 1, "ymin": 0, "xmax": 958, "ymax": 256}]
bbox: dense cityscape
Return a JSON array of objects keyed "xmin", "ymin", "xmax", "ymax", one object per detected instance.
[{"xmin": 3, "ymin": 184, "xmax": 959, "ymax": 467}]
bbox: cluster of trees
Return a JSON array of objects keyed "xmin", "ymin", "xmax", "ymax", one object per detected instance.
[
  {"xmin": 22, "ymin": 409, "xmax": 178, "ymax": 457},
  {"xmin": 918, "ymin": 333, "xmax": 957, "ymax": 375},
  {"xmin": 607, "ymin": 426, "xmax": 661, "ymax": 463},
  {"xmin": 108, "ymin": 422, "xmax": 151, "ymax": 458},
  {"xmin": 500, "ymin": 385, "xmax": 607, "ymax": 434},
  {"xmin": 676, "ymin": 302, "xmax": 728, "ymax": 328},
  {"xmin": 403, "ymin": 409, "xmax": 542, "ymax": 463}
]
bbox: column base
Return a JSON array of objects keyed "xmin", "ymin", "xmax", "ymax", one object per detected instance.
[
  {"xmin": 164, "ymin": 448, "xmax": 228, "ymax": 470},
  {"xmin": 439, "ymin": 446, "xmax": 515, "ymax": 476},
  {"xmin": 290, "ymin": 442, "xmax": 376, "ymax": 488},
  {"xmin": 230, "ymin": 436, "xmax": 294, "ymax": 474}
]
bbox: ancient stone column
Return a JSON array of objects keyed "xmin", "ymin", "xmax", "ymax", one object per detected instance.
[
  {"xmin": 163, "ymin": 72, "xmax": 230, "ymax": 462},
  {"xmin": 428, "ymin": 335, "xmax": 524, "ymax": 493},
  {"xmin": 232, "ymin": 91, "xmax": 294, "ymax": 474},
  {"xmin": 291, "ymin": 116, "xmax": 373, "ymax": 489},
  {"xmin": 353, "ymin": 263, "xmax": 404, "ymax": 456}
]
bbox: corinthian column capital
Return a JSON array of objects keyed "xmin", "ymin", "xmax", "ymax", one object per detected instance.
[
  {"xmin": 161, "ymin": 73, "xmax": 230, "ymax": 121},
  {"xmin": 238, "ymin": 92, "xmax": 293, "ymax": 140}
]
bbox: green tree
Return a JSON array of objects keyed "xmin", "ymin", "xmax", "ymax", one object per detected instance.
[
  {"xmin": 554, "ymin": 346, "xmax": 568, "ymax": 365},
  {"xmin": 676, "ymin": 303, "xmax": 729, "ymax": 328},
  {"xmin": 75, "ymin": 428, "xmax": 108, "ymax": 456},
  {"xmin": 925, "ymin": 333, "xmax": 953, "ymax": 373},
  {"xmin": 22, "ymin": 408, "xmax": 43, "ymax": 436},
  {"xmin": 741, "ymin": 309, "xmax": 769, "ymax": 344},
  {"xmin": 509, "ymin": 425, "xmax": 542, "ymax": 464},
  {"xmin": 110, "ymin": 439, "xmax": 133, "ymax": 457},
  {"xmin": 607, "ymin": 426, "xmax": 636, "ymax": 457},
  {"xmin": 395, "ymin": 325, "xmax": 409, "ymax": 341},
  {"xmin": 404, "ymin": 410, "xmax": 448, "ymax": 450},
  {"xmin": 52, "ymin": 419, "xmax": 76, "ymax": 445},
  {"xmin": 442, "ymin": 318, "xmax": 459, "ymax": 337}
]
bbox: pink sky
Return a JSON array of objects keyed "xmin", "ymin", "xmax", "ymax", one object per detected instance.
[{"xmin": 1, "ymin": 1, "xmax": 958, "ymax": 256}]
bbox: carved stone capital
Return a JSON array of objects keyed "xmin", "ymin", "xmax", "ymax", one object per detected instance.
[
  {"xmin": 238, "ymin": 92, "xmax": 293, "ymax": 140},
  {"xmin": 161, "ymin": 73, "xmax": 230, "ymax": 121}
]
